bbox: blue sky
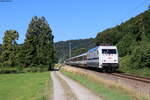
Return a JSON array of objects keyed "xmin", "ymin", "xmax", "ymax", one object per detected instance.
[{"xmin": 0, "ymin": 0, "xmax": 149, "ymax": 43}]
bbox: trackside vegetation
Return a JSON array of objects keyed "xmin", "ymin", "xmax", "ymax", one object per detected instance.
[
  {"xmin": 0, "ymin": 16, "xmax": 55, "ymax": 73},
  {"xmin": 61, "ymin": 70, "xmax": 147, "ymax": 100},
  {"xmin": 119, "ymin": 56, "xmax": 150, "ymax": 77},
  {"xmin": 95, "ymin": 10, "xmax": 150, "ymax": 77},
  {"xmin": 0, "ymin": 72, "xmax": 52, "ymax": 100}
]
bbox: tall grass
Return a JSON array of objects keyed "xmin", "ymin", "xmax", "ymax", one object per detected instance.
[{"xmin": 61, "ymin": 69, "xmax": 147, "ymax": 100}]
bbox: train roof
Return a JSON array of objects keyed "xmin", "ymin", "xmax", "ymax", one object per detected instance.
[
  {"xmin": 66, "ymin": 53, "xmax": 87, "ymax": 60},
  {"xmin": 88, "ymin": 46, "xmax": 99, "ymax": 52},
  {"xmin": 88, "ymin": 46, "xmax": 117, "ymax": 52}
]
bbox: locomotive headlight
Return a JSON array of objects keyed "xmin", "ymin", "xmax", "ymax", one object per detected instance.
[
  {"xmin": 103, "ymin": 60, "xmax": 106, "ymax": 62},
  {"xmin": 114, "ymin": 60, "xmax": 117, "ymax": 62}
]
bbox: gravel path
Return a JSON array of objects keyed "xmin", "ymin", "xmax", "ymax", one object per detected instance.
[
  {"xmin": 51, "ymin": 72, "xmax": 67, "ymax": 100},
  {"xmin": 51, "ymin": 71, "xmax": 102, "ymax": 100}
]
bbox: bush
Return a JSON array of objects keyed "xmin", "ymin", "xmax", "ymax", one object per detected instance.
[
  {"xmin": 119, "ymin": 54, "xmax": 150, "ymax": 77},
  {"xmin": 23, "ymin": 66, "xmax": 49, "ymax": 73},
  {"xmin": 0, "ymin": 67, "xmax": 17, "ymax": 74},
  {"xmin": 119, "ymin": 55, "xmax": 132, "ymax": 72},
  {"xmin": 131, "ymin": 42, "xmax": 150, "ymax": 69},
  {"xmin": 0, "ymin": 65, "xmax": 49, "ymax": 74},
  {"xmin": 16, "ymin": 66, "xmax": 23, "ymax": 73}
]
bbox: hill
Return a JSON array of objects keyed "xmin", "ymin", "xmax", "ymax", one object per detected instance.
[
  {"xmin": 95, "ymin": 10, "xmax": 150, "ymax": 77},
  {"xmin": 54, "ymin": 38, "xmax": 96, "ymax": 62}
]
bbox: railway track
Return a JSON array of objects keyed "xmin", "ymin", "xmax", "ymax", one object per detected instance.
[
  {"xmin": 65, "ymin": 65, "xmax": 150, "ymax": 83},
  {"xmin": 64, "ymin": 65, "xmax": 150, "ymax": 98},
  {"xmin": 111, "ymin": 73, "xmax": 150, "ymax": 83},
  {"xmin": 75, "ymin": 66, "xmax": 150, "ymax": 83}
]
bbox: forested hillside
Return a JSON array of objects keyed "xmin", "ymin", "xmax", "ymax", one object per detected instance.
[
  {"xmin": 54, "ymin": 38, "xmax": 95, "ymax": 62},
  {"xmin": 95, "ymin": 10, "xmax": 150, "ymax": 76}
]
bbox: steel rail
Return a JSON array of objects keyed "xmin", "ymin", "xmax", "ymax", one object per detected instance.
[{"xmin": 111, "ymin": 73, "xmax": 150, "ymax": 83}]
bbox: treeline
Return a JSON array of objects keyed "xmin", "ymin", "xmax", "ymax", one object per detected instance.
[
  {"xmin": 95, "ymin": 10, "xmax": 150, "ymax": 75},
  {"xmin": 0, "ymin": 16, "xmax": 54, "ymax": 73},
  {"xmin": 55, "ymin": 38, "xmax": 95, "ymax": 62}
]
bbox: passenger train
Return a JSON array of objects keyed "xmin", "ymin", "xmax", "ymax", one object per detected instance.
[{"xmin": 65, "ymin": 45, "xmax": 119, "ymax": 72}]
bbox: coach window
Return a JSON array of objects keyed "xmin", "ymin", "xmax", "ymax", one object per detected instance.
[{"xmin": 76, "ymin": 58, "xmax": 78, "ymax": 61}]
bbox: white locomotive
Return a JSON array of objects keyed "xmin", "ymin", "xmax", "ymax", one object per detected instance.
[{"xmin": 65, "ymin": 46, "xmax": 119, "ymax": 72}]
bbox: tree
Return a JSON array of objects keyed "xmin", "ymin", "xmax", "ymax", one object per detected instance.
[
  {"xmin": 131, "ymin": 42, "xmax": 150, "ymax": 69},
  {"xmin": 24, "ymin": 16, "xmax": 54, "ymax": 69},
  {"xmin": 0, "ymin": 44, "xmax": 2, "ymax": 55},
  {"xmin": 117, "ymin": 34, "xmax": 136, "ymax": 57},
  {"xmin": 148, "ymin": 5, "xmax": 150, "ymax": 10},
  {"xmin": 72, "ymin": 48, "xmax": 87, "ymax": 57},
  {"xmin": 1, "ymin": 30, "xmax": 19, "ymax": 66},
  {"xmin": 15, "ymin": 44, "xmax": 27, "ymax": 67},
  {"xmin": 0, "ymin": 44, "xmax": 2, "ymax": 66}
]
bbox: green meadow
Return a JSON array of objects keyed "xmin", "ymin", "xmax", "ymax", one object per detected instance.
[{"xmin": 0, "ymin": 72, "xmax": 52, "ymax": 100}]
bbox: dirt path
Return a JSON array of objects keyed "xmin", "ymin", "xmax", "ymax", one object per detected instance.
[
  {"xmin": 51, "ymin": 71, "xmax": 102, "ymax": 100},
  {"xmin": 51, "ymin": 71, "xmax": 67, "ymax": 100}
]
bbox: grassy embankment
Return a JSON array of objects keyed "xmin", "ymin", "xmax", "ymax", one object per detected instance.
[
  {"xmin": 119, "ymin": 56, "xmax": 150, "ymax": 77},
  {"xmin": 61, "ymin": 69, "xmax": 147, "ymax": 100},
  {"xmin": 0, "ymin": 72, "xmax": 52, "ymax": 100}
]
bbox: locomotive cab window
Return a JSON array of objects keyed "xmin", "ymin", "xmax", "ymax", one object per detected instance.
[{"xmin": 102, "ymin": 49, "xmax": 117, "ymax": 54}]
